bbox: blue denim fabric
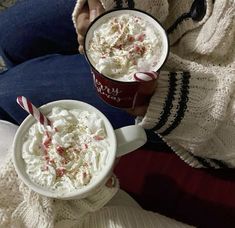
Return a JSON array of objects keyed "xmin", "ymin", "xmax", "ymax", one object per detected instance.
[{"xmin": 0, "ymin": 0, "xmax": 78, "ymax": 67}]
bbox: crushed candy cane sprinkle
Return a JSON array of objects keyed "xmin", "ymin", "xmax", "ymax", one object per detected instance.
[
  {"xmin": 88, "ymin": 14, "xmax": 163, "ymax": 81},
  {"xmin": 22, "ymin": 107, "xmax": 110, "ymax": 194}
]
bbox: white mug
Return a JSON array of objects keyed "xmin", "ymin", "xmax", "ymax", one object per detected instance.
[{"xmin": 13, "ymin": 100, "xmax": 147, "ymax": 199}]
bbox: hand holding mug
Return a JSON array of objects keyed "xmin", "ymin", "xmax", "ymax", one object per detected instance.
[
  {"xmin": 125, "ymin": 105, "xmax": 149, "ymax": 117},
  {"xmin": 76, "ymin": 0, "xmax": 104, "ymax": 53}
]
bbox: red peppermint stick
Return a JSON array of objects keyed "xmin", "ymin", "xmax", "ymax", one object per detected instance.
[
  {"xmin": 134, "ymin": 71, "xmax": 158, "ymax": 82},
  {"xmin": 16, "ymin": 96, "xmax": 52, "ymax": 127}
]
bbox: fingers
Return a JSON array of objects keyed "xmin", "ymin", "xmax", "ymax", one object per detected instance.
[
  {"xmin": 88, "ymin": 0, "xmax": 105, "ymax": 22},
  {"xmin": 76, "ymin": 4, "xmax": 89, "ymax": 53},
  {"xmin": 76, "ymin": 4, "xmax": 89, "ymax": 37},
  {"xmin": 76, "ymin": 1, "xmax": 105, "ymax": 53},
  {"xmin": 78, "ymin": 45, "xmax": 84, "ymax": 54},
  {"xmin": 78, "ymin": 33, "xmax": 85, "ymax": 53},
  {"xmin": 125, "ymin": 105, "xmax": 148, "ymax": 117},
  {"xmin": 105, "ymin": 175, "xmax": 116, "ymax": 188}
]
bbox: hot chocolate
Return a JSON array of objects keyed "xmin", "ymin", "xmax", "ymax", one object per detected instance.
[
  {"xmin": 87, "ymin": 13, "xmax": 164, "ymax": 81},
  {"xmin": 22, "ymin": 107, "xmax": 109, "ymax": 194}
]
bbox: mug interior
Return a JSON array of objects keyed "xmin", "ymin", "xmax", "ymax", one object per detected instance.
[
  {"xmin": 12, "ymin": 100, "xmax": 117, "ymax": 199},
  {"xmin": 84, "ymin": 9, "xmax": 169, "ymax": 79}
]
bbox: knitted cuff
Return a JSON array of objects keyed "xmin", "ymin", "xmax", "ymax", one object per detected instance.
[
  {"xmin": 137, "ymin": 71, "xmax": 203, "ymax": 168},
  {"xmin": 138, "ymin": 70, "xmax": 227, "ymax": 136},
  {"xmin": 138, "ymin": 71, "xmax": 183, "ymax": 131}
]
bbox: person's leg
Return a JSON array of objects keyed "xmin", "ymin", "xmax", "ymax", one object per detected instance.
[
  {"xmin": 0, "ymin": 54, "xmax": 135, "ymax": 129},
  {"xmin": 0, "ymin": 0, "xmax": 78, "ymax": 68}
]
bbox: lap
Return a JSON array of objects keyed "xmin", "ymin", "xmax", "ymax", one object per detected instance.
[
  {"xmin": 0, "ymin": 54, "xmax": 135, "ymax": 128},
  {"xmin": 0, "ymin": 0, "xmax": 78, "ymax": 66}
]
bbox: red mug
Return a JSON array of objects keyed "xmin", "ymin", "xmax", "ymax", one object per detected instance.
[{"xmin": 84, "ymin": 9, "xmax": 169, "ymax": 109}]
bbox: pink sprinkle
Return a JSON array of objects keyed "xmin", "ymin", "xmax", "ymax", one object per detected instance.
[
  {"xmin": 56, "ymin": 145, "xmax": 65, "ymax": 155},
  {"xmin": 93, "ymin": 135, "xmax": 104, "ymax": 141},
  {"xmin": 56, "ymin": 167, "xmax": 66, "ymax": 177},
  {"xmin": 42, "ymin": 164, "xmax": 48, "ymax": 171},
  {"xmin": 116, "ymin": 44, "xmax": 122, "ymax": 50},
  {"xmin": 132, "ymin": 59, "xmax": 137, "ymax": 65},
  {"xmin": 46, "ymin": 131, "xmax": 50, "ymax": 138},
  {"xmin": 134, "ymin": 45, "xmax": 141, "ymax": 52},
  {"xmin": 61, "ymin": 158, "xmax": 69, "ymax": 165},
  {"xmin": 83, "ymin": 172, "xmax": 87, "ymax": 178},
  {"xmin": 137, "ymin": 33, "xmax": 145, "ymax": 42},
  {"xmin": 54, "ymin": 127, "xmax": 59, "ymax": 132},
  {"xmin": 43, "ymin": 134, "xmax": 51, "ymax": 149},
  {"xmin": 128, "ymin": 35, "xmax": 135, "ymax": 42},
  {"xmin": 83, "ymin": 144, "xmax": 88, "ymax": 150},
  {"xmin": 49, "ymin": 158, "xmax": 55, "ymax": 164}
]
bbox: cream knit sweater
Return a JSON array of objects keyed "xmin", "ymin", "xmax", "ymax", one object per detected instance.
[{"xmin": 73, "ymin": 0, "xmax": 235, "ymax": 168}]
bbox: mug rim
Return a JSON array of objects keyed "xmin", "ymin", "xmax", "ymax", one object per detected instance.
[
  {"xmin": 84, "ymin": 8, "xmax": 169, "ymax": 84},
  {"xmin": 12, "ymin": 99, "xmax": 117, "ymax": 199}
]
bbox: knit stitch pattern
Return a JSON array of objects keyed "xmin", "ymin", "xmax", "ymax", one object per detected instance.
[{"xmin": 0, "ymin": 154, "xmax": 119, "ymax": 227}]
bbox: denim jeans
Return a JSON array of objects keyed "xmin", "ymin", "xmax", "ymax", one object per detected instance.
[{"xmin": 0, "ymin": 0, "xmax": 166, "ymax": 146}]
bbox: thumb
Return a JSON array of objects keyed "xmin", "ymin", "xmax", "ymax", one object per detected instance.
[{"xmin": 88, "ymin": 0, "xmax": 104, "ymax": 22}]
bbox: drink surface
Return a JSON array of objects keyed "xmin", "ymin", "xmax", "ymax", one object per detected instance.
[
  {"xmin": 22, "ymin": 107, "xmax": 109, "ymax": 194},
  {"xmin": 88, "ymin": 14, "xmax": 163, "ymax": 81}
]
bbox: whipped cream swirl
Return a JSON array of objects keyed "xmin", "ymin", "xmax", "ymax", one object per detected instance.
[
  {"xmin": 22, "ymin": 107, "xmax": 109, "ymax": 194},
  {"xmin": 88, "ymin": 14, "xmax": 163, "ymax": 81}
]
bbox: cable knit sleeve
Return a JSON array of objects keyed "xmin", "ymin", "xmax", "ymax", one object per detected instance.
[
  {"xmin": 137, "ymin": 1, "xmax": 235, "ymax": 168},
  {"xmin": 138, "ymin": 67, "xmax": 235, "ymax": 168}
]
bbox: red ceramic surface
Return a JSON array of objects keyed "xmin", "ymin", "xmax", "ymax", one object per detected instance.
[{"xmin": 92, "ymin": 69, "xmax": 158, "ymax": 108}]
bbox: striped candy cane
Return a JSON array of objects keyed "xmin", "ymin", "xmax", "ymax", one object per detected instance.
[
  {"xmin": 17, "ymin": 96, "xmax": 51, "ymax": 127},
  {"xmin": 134, "ymin": 71, "xmax": 158, "ymax": 82}
]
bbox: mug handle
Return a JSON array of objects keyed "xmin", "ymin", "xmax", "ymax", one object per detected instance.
[{"xmin": 114, "ymin": 125, "xmax": 147, "ymax": 157}]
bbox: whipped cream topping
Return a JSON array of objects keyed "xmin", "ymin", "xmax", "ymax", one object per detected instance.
[
  {"xmin": 22, "ymin": 107, "xmax": 110, "ymax": 194},
  {"xmin": 88, "ymin": 14, "xmax": 163, "ymax": 81}
]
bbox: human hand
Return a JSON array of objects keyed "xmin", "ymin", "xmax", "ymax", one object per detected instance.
[
  {"xmin": 105, "ymin": 158, "xmax": 120, "ymax": 187},
  {"xmin": 125, "ymin": 105, "xmax": 148, "ymax": 117},
  {"xmin": 76, "ymin": 0, "xmax": 104, "ymax": 53}
]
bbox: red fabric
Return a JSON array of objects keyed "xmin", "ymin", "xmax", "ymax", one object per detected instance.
[{"xmin": 114, "ymin": 148, "xmax": 235, "ymax": 228}]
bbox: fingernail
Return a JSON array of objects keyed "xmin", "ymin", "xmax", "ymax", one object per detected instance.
[{"xmin": 90, "ymin": 9, "xmax": 97, "ymax": 22}]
